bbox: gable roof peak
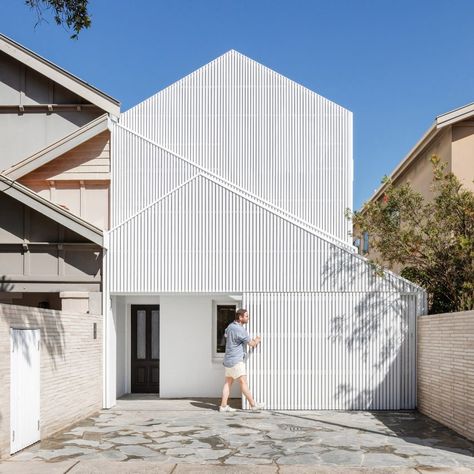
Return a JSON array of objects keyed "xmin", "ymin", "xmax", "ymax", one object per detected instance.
[{"xmin": 0, "ymin": 33, "xmax": 120, "ymax": 116}]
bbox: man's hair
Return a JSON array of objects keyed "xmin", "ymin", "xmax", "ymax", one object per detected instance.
[{"xmin": 235, "ymin": 308, "xmax": 248, "ymax": 321}]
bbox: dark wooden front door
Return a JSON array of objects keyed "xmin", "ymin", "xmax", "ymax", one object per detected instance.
[{"xmin": 131, "ymin": 305, "xmax": 160, "ymax": 393}]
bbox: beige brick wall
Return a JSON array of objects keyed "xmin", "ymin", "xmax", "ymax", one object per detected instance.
[
  {"xmin": 0, "ymin": 303, "xmax": 102, "ymax": 458},
  {"xmin": 417, "ymin": 310, "xmax": 474, "ymax": 441}
]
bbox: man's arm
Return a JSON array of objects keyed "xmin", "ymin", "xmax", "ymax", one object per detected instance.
[{"xmin": 247, "ymin": 336, "xmax": 261, "ymax": 348}]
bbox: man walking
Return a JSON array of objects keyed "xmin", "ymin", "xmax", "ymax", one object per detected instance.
[{"xmin": 219, "ymin": 308, "xmax": 265, "ymax": 412}]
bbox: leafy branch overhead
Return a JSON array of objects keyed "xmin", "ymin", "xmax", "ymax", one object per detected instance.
[
  {"xmin": 25, "ymin": 0, "xmax": 91, "ymax": 39},
  {"xmin": 351, "ymin": 156, "xmax": 474, "ymax": 314}
]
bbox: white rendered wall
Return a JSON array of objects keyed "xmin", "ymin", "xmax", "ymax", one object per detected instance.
[
  {"xmin": 160, "ymin": 295, "xmax": 239, "ymax": 398},
  {"xmin": 112, "ymin": 294, "xmax": 239, "ymax": 399},
  {"xmin": 115, "ymin": 296, "xmax": 127, "ymax": 398}
]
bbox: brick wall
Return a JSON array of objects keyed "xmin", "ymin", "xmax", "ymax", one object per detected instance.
[
  {"xmin": 417, "ymin": 310, "xmax": 474, "ymax": 441},
  {"xmin": 0, "ymin": 303, "xmax": 102, "ymax": 458}
]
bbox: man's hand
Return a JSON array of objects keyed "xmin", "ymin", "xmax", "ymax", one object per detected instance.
[{"xmin": 248, "ymin": 335, "xmax": 262, "ymax": 348}]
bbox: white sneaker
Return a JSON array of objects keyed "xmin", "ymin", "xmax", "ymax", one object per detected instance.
[
  {"xmin": 219, "ymin": 405, "xmax": 236, "ymax": 413},
  {"xmin": 250, "ymin": 402, "xmax": 265, "ymax": 410}
]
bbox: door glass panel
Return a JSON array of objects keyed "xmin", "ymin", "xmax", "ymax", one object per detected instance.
[
  {"xmin": 151, "ymin": 310, "xmax": 159, "ymax": 360},
  {"xmin": 137, "ymin": 310, "xmax": 146, "ymax": 359}
]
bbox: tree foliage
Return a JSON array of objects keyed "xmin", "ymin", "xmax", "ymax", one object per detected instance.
[
  {"xmin": 351, "ymin": 156, "xmax": 474, "ymax": 314},
  {"xmin": 25, "ymin": 0, "xmax": 90, "ymax": 39}
]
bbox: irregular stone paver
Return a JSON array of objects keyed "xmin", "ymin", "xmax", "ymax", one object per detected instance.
[
  {"xmin": 108, "ymin": 435, "xmax": 152, "ymax": 445},
  {"xmin": 7, "ymin": 396, "xmax": 474, "ymax": 469},
  {"xmin": 117, "ymin": 445, "xmax": 157, "ymax": 457}
]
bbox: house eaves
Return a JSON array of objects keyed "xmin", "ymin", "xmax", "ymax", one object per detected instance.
[
  {"xmin": 365, "ymin": 101, "xmax": 474, "ymax": 208},
  {"xmin": 0, "ymin": 174, "xmax": 103, "ymax": 246},
  {"xmin": 0, "ymin": 34, "xmax": 120, "ymax": 116},
  {"xmin": 3, "ymin": 114, "xmax": 109, "ymax": 178},
  {"xmin": 436, "ymin": 102, "xmax": 474, "ymax": 128},
  {"xmin": 365, "ymin": 123, "xmax": 438, "ymax": 206}
]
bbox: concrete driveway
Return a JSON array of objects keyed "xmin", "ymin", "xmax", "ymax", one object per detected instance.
[{"xmin": 5, "ymin": 395, "xmax": 474, "ymax": 472}]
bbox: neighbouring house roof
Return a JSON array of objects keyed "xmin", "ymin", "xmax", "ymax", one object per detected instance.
[
  {"xmin": 365, "ymin": 102, "xmax": 474, "ymax": 206},
  {"xmin": 3, "ymin": 114, "xmax": 109, "ymax": 178},
  {"xmin": 436, "ymin": 102, "xmax": 474, "ymax": 128},
  {"xmin": 0, "ymin": 33, "xmax": 120, "ymax": 116},
  {"xmin": 0, "ymin": 174, "xmax": 103, "ymax": 246}
]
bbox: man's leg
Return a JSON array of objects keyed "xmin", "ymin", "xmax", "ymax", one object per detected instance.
[
  {"xmin": 220, "ymin": 377, "xmax": 234, "ymax": 407},
  {"xmin": 238, "ymin": 375, "xmax": 256, "ymax": 407}
]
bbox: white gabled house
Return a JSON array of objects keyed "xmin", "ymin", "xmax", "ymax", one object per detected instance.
[{"xmin": 104, "ymin": 50, "xmax": 426, "ymax": 410}]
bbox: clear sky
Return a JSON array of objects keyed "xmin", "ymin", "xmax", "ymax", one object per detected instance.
[{"xmin": 1, "ymin": 0, "xmax": 474, "ymax": 209}]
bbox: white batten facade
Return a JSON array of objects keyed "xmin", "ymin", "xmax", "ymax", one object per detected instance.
[{"xmin": 105, "ymin": 51, "xmax": 425, "ymax": 410}]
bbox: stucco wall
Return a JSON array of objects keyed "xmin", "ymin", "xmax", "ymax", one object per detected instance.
[
  {"xmin": 417, "ymin": 310, "xmax": 474, "ymax": 442},
  {"xmin": 160, "ymin": 295, "xmax": 240, "ymax": 398},
  {"xmin": 452, "ymin": 124, "xmax": 474, "ymax": 193},
  {"xmin": 113, "ymin": 295, "xmax": 241, "ymax": 400},
  {"xmin": 0, "ymin": 303, "xmax": 102, "ymax": 458}
]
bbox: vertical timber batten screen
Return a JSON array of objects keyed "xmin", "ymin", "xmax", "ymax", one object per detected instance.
[
  {"xmin": 119, "ymin": 50, "xmax": 353, "ymax": 242},
  {"xmin": 245, "ymin": 292, "xmax": 420, "ymax": 410},
  {"xmin": 108, "ymin": 50, "xmax": 426, "ymax": 410}
]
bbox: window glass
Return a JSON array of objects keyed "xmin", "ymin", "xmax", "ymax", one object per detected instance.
[
  {"xmin": 216, "ymin": 305, "xmax": 236, "ymax": 353},
  {"xmin": 151, "ymin": 310, "xmax": 159, "ymax": 360},
  {"xmin": 353, "ymin": 238, "xmax": 361, "ymax": 252},
  {"xmin": 137, "ymin": 310, "xmax": 146, "ymax": 359},
  {"xmin": 362, "ymin": 231, "xmax": 369, "ymax": 254}
]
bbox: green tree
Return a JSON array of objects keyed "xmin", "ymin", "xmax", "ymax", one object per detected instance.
[
  {"xmin": 351, "ymin": 156, "xmax": 474, "ymax": 314},
  {"xmin": 26, "ymin": 0, "xmax": 91, "ymax": 39}
]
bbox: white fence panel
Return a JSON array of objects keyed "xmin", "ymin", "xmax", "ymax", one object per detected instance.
[{"xmin": 244, "ymin": 292, "xmax": 418, "ymax": 410}]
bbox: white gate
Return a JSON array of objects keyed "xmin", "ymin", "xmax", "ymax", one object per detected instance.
[{"xmin": 10, "ymin": 328, "xmax": 40, "ymax": 454}]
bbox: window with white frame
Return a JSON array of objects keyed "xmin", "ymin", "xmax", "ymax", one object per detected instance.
[{"xmin": 214, "ymin": 303, "xmax": 237, "ymax": 355}]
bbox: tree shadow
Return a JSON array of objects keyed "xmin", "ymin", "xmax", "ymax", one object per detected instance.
[
  {"xmin": 320, "ymin": 245, "xmax": 419, "ymax": 410},
  {"xmin": 2, "ymin": 303, "xmax": 66, "ymax": 368}
]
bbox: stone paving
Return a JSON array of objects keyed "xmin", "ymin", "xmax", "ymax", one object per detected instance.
[{"xmin": 7, "ymin": 395, "xmax": 474, "ymax": 470}]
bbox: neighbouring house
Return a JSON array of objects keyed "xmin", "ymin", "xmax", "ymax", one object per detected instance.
[
  {"xmin": 104, "ymin": 50, "xmax": 426, "ymax": 411},
  {"xmin": 353, "ymin": 103, "xmax": 474, "ymax": 258},
  {"xmin": 0, "ymin": 34, "xmax": 119, "ymax": 457}
]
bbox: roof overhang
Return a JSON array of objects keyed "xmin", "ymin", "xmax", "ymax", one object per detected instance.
[
  {"xmin": 0, "ymin": 174, "xmax": 103, "ymax": 246},
  {"xmin": 436, "ymin": 102, "xmax": 474, "ymax": 128},
  {"xmin": 365, "ymin": 101, "xmax": 474, "ymax": 207},
  {"xmin": 366, "ymin": 123, "xmax": 438, "ymax": 205},
  {"xmin": 0, "ymin": 34, "xmax": 120, "ymax": 116},
  {"xmin": 3, "ymin": 114, "xmax": 109, "ymax": 178}
]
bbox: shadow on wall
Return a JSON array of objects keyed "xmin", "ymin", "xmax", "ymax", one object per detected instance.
[
  {"xmin": 0, "ymin": 276, "xmax": 13, "ymax": 292},
  {"xmin": 1, "ymin": 298, "xmax": 66, "ymax": 369},
  {"xmin": 322, "ymin": 247, "xmax": 413, "ymax": 410}
]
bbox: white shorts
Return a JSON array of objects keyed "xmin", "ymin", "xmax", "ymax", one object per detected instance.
[{"xmin": 225, "ymin": 361, "xmax": 246, "ymax": 379}]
